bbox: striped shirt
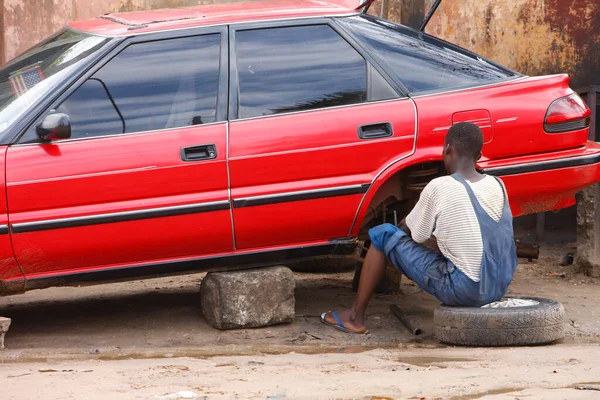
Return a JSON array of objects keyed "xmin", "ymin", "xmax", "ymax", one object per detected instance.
[{"xmin": 405, "ymin": 175, "xmax": 506, "ymax": 282}]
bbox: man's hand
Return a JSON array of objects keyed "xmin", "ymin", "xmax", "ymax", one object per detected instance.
[
  {"xmin": 423, "ymin": 237, "xmax": 440, "ymax": 252},
  {"xmin": 398, "ymin": 218, "xmax": 411, "ymax": 235},
  {"xmin": 399, "ymin": 218, "xmax": 440, "ymax": 252}
]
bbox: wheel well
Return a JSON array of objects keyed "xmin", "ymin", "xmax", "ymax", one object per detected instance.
[{"xmin": 358, "ymin": 162, "xmax": 444, "ymax": 239}]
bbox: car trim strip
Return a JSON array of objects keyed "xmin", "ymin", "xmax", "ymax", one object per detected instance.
[
  {"xmin": 9, "ymin": 184, "xmax": 373, "ymax": 233},
  {"xmin": 0, "ymin": 225, "xmax": 8, "ymax": 235},
  {"xmin": 496, "ymin": 117, "xmax": 519, "ymax": 124},
  {"xmin": 233, "ymin": 184, "xmax": 371, "ymax": 208},
  {"xmin": 483, "ymin": 152, "xmax": 600, "ymax": 177},
  {"xmin": 10, "ymin": 201, "xmax": 231, "ymax": 234},
  {"xmin": 21, "ymin": 238, "xmax": 357, "ymax": 293}
]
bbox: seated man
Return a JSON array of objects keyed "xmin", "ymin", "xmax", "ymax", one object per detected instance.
[{"xmin": 322, "ymin": 122, "xmax": 518, "ymax": 334}]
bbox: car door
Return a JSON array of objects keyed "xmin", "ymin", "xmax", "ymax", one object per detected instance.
[
  {"xmin": 6, "ymin": 28, "xmax": 233, "ymax": 278},
  {"xmin": 228, "ymin": 20, "xmax": 416, "ymax": 250},
  {"xmin": 0, "ymin": 148, "xmax": 23, "ymax": 288}
]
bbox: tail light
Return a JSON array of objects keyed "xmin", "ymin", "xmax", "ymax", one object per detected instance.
[{"xmin": 544, "ymin": 93, "xmax": 591, "ymax": 133}]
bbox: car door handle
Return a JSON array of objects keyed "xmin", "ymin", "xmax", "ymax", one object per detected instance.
[
  {"xmin": 180, "ymin": 144, "xmax": 217, "ymax": 162},
  {"xmin": 358, "ymin": 123, "xmax": 393, "ymax": 140}
]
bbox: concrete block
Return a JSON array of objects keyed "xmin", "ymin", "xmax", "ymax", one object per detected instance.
[
  {"xmin": 576, "ymin": 184, "xmax": 600, "ymax": 276},
  {"xmin": 0, "ymin": 317, "xmax": 11, "ymax": 349},
  {"xmin": 200, "ymin": 266, "xmax": 295, "ymax": 330}
]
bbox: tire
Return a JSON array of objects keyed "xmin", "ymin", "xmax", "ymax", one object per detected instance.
[{"xmin": 434, "ymin": 296, "xmax": 565, "ymax": 347}]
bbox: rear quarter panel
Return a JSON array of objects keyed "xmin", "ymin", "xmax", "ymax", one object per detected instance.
[
  {"xmin": 412, "ymin": 74, "xmax": 586, "ymax": 162},
  {"xmin": 351, "ymin": 74, "xmax": 597, "ymax": 235},
  {"xmin": 409, "ymin": 74, "xmax": 596, "ymax": 217}
]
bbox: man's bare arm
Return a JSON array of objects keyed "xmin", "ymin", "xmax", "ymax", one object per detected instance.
[{"xmin": 399, "ymin": 218, "xmax": 439, "ymax": 252}]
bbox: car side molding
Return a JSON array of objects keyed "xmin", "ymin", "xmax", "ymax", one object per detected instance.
[
  {"xmin": 10, "ymin": 201, "xmax": 231, "ymax": 234},
  {"xmin": 233, "ymin": 184, "xmax": 370, "ymax": 208},
  {"xmin": 19, "ymin": 238, "xmax": 357, "ymax": 293},
  {"xmin": 483, "ymin": 152, "xmax": 600, "ymax": 177}
]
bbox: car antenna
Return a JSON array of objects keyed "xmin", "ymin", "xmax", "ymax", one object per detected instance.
[{"xmin": 419, "ymin": 0, "xmax": 442, "ymax": 31}]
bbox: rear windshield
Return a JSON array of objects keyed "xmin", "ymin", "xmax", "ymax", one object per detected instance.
[
  {"xmin": 0, "ymin": 29, "xmax": 109, "ymax": 137},
  {"xmin": 338, "ymin": 16, "xmax": 519, "ymax": 94}
]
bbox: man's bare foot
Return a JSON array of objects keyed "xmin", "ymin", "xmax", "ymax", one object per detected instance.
[{"xmin": 322, "ymin": 309, "xmax": 368, "ymax": 334}]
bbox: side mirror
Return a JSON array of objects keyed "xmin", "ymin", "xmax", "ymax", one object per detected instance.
[{"xmin": 36, "ymin": 113, "xmax": 71, "ymax": 142}]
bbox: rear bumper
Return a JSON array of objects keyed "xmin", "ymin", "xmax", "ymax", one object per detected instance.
[{"xmin": 481, "ymin": 142, "xmax": 600, "ymax": 216}]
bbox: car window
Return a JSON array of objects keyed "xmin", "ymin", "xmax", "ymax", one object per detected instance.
[
  {"xmin": 57, "ymin": 79, "xmax": 124, "ymax": 138},
  {"xmin": 338, "ymin": 16, "xmax": 518, "ymax": 94},
  {"xmin": 50, "ymin": 34, "xmax": 221, "ymax": 140},
  {"xmin": 235, "ymin": 24, "xmax": 397, "ymax": 119},
  {"xmin": 0, "ymin": 29, "xmax": 109, "ymax": 141}
]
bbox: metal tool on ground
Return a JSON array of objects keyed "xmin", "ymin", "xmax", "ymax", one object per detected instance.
[{"xmin": 390, "ymin": 304, "xmax": 422, "ymax": 335}]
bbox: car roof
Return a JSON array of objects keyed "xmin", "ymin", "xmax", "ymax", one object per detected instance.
[{"xmin": 67, "ymin": 0, "xmax": 359, "ymax": 36}]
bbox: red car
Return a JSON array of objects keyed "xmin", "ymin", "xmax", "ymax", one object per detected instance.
[{"xmin": 0, "ymin": 0, "xmax": 596, "ymax": 295}]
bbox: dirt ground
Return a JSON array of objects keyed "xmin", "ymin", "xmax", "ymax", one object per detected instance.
[
  {"xmin": 3, "ymin": 344, "xmax": 600, "ymax": 399},
  {"xmin": 1, "ymin": 242, "xmax": 600, "ymax": 399}
]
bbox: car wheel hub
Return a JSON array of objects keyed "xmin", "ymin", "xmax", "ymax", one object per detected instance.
[{"xmin": 481, "ymin": 298, "xmax": 540, "ymax": 308}]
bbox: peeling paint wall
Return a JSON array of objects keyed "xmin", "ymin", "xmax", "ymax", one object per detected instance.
[
  {"xmin": 0, "ymin": 0, "xmax": 4, "ymax": 65},
  {"xmin": 2, "ymin": 0, "xmax": 599, "ymax": 89},
  {"xmin": 2, "ymin": 0, "xmax": 141, "ymax": 63},
  {"xmin": 418, "ymin": 0, "xmax": 599, "ymax": 89}
]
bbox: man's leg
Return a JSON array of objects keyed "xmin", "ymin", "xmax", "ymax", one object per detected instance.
[{"xmin": 323, "ymin": 246, "xmax": 387, "ymax": 332}]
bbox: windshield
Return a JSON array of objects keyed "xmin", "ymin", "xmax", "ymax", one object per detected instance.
[{"xmin": 0, "ymin": 28, "xmax": 110, "ymax": 135}]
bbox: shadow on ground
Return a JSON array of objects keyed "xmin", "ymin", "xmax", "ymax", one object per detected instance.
[
  {"xmin": 0, "ymin": 271, "xmax": 441, "ymax": 350},
  {"xmin": 1, "ymin": 241, "xmax": 599, "ymax": 351}
]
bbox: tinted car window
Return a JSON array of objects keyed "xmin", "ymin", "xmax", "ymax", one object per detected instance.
[
  {"xmin": 0, "ymin": 29, "xmax": 109, "ymax": 141},
  {"xmin": 58, "ymin": 79, "xmax": 124, "ymax": 138},
  {"xmin": 338, "ymin": 16, "xmax": 518, "ymax": 93},
  {"xmin": 235, "ymin": 25, "xmax": 396, "ymax": 119},
  {"xmin": 57, "ymin": 34, "xmax": 221, "ymax": 139}
]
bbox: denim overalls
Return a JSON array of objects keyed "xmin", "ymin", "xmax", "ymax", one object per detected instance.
[
  {"xmin": 368, "ymin": 174, "xmax": 518, "ymax": 306},
  {"xmin": 452, "ymin": 174, "xmax": 518, "ymax": 304}
]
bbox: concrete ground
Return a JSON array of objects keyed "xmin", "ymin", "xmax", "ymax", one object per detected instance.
[{"xmin": 1, "ymin": 242, "xmax": 600, "ymax": 399}]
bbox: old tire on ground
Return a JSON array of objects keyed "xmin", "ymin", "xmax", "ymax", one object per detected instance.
[{"xmin": 434, "ymin": 296, "xmax": 565, "ymax": 347}]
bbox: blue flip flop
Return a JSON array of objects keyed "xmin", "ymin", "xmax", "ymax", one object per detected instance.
[{"xmin": 320, "ymin": 311, "xmax": 370, "ymax": 335}]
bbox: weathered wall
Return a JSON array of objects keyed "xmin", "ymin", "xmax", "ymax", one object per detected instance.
[
  {"xmin": 398, "ymin": 0, "xmax": 599, "ymax": 90},
  {"xmin": 2, "ymin": 0, "xmax": 599, "ymax": 89},
  {"xmin": 0, "ymin": 0, "xmax": 5, "ymax": 65}
]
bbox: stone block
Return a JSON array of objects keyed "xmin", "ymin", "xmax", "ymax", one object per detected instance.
[
  {"xmin": 0, "ymin": 317, "xmax": 11, "ymax": 349},
  {"xmin": 200, "ymin": 266, "xmax": 295, "ymax": 330},
  {"xmin": 576, "ymin": 184, "xmax": 600, "ymax": 276}
]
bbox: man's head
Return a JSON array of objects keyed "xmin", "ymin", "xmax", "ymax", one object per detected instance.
[{"xmin": 443, "ymin": 122, "xmax": 484, "ymax": 174}]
